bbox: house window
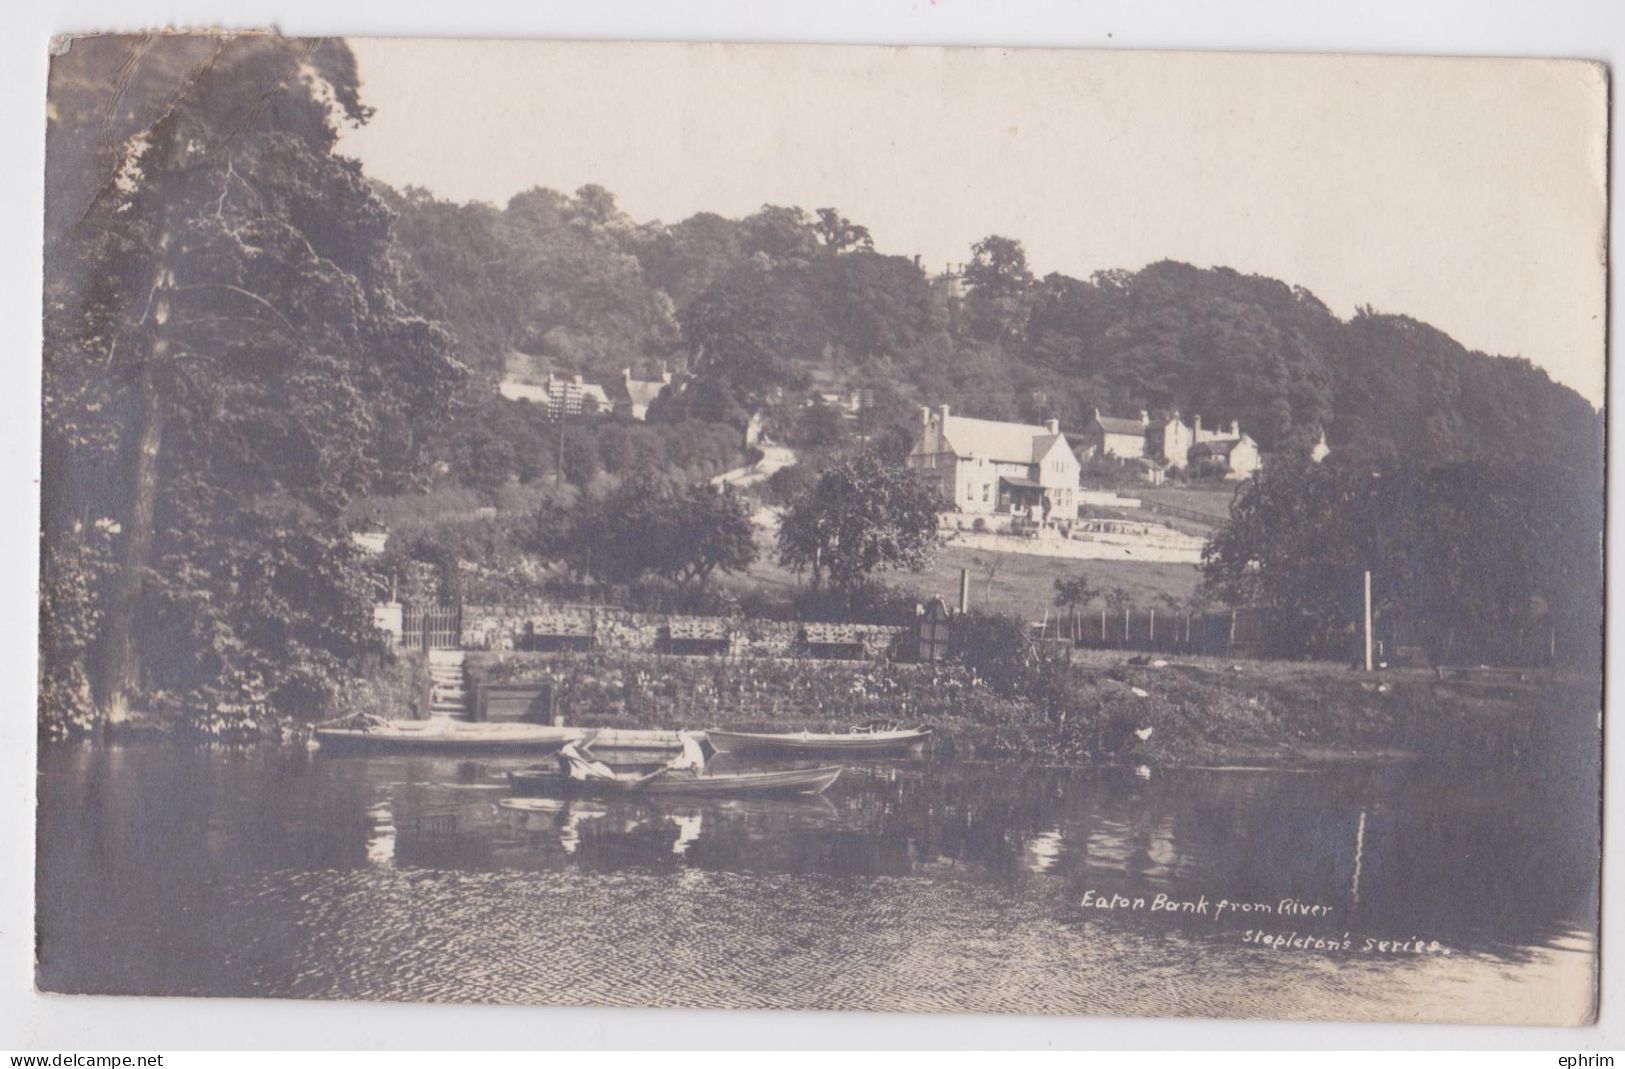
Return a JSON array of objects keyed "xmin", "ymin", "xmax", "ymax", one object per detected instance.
[{"xmin": 983, "ymin": 484, "xmax": 991, "ymax": 503}]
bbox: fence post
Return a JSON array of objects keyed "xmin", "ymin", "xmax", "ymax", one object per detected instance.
[
  {"xmin": 1359, "ymin": 570, "xmax": 1372, "ymax": 671},
  {"xmin": 1228, "ymin": 610, "xmax": 1238, "ymax": 656}
]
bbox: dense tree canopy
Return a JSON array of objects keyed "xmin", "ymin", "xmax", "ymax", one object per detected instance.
[
  {"xmin": 530, "ymin": 472, "xmax": 757, "ymax": 591},
  {"xmin": 390, "ymin": 181, "xmax": 1600, "ymax": 481},
  {"xmin": 42, "ymin": 34, "xmax": 461, "ymax": 733},
  {"xmin": 1201, "ymin": 456, "xmax": 1602, "ymax": 665}
]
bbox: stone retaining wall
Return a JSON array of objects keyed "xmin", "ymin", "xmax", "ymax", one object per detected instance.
[{"xmin": 460, "ymin": 602, "xmax": 907, "ymax": 660}]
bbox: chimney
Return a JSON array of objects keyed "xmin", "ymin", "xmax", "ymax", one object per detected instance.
[
  {"xmin": 1193, "ymin": 415, "xmax": 1203, "ymax": 435},
  {"xmin": 919, "ymin": 405, "xmax": 933, "ymax": 427},
  {"xmin": 938, "ymin": 403, "xmax": 952, "ymax": 427},
  {"xmin": 1045, "ymin": 418, "xmax": 1060, "ymax": 434},
  {"xmin": 623, "ymin": 366, "xmax": 633, "ymax": 382},
  {"xmin": 1139, "ymin": 410, "xmax": 1149, "ymax": 427},
  {"xmin": 1229, "ymin": 420, "xmax": 1240, "ymax": 437}
]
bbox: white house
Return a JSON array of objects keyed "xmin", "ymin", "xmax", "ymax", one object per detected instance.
[
  {"xmin": 499, "ymin": 372, "xmax": 613, "ymax": 418},
  {"xmin": 1189, "ymin": 431, "xmax": 1263, "ymax": 479},
  {"xmin": 1309, "ymin": 427, "xmax": 1331, "ymax": 463},
  {"xmin": 907, "ymin": 405, "xmax": 1081, "ymax": 521},
  {"xmin": 1082, "ymin": 408, "xmax": 1264, "ymax": 480}
]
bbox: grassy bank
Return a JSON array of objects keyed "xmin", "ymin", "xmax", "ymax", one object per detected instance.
[
  {"xmin": 465, "ymin": 649, "xmax": 1598, "ymax": 769},
  {"xmin": 79, "ymin": 649, "xmax": 432, "ymax": 743},
  {"xmin": 717, "ymin": 526, "xmax": 1204, "ymax": 620},
  {"xmin": 342, "ymin": 649, "xmax": 430, "ymax": 722}
]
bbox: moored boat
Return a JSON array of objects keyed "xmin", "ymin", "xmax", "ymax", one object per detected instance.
[
  {"xmin": 314, "ymin": 718, "xmax": 587, "ymax": 754},
  {"xmin": 314, "ymin": 718, "xmax": 699, "ymax": 754},
  {"xmin": 706, "ymin": 726, "xmax": 930, "ymax": 757},
  {"xmin": 507, "ymin": 763, "xmax": 842, "ymax": 798}
]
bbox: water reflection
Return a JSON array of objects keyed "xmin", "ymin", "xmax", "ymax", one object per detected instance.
[
  {"xmin": 331, "ymin": 752, "xmax": 1602, "ymax": 956},
  {"xmin": 363, "ymin": 803, "xmax": 395, "ymax": 868},
  {"xmin": 34, "ymin": 741, "xmax": 1598, "ymax": 1009}
]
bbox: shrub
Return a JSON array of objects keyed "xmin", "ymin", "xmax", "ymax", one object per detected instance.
[{"xmin": 948, "ymin": 610, "xmax": 1035, "ymax": 694}]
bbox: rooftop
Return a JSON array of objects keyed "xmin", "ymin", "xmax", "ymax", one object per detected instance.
[
  {"xmin": 1091, "ymin": 415, "xmax": 1148, "ymax": 436},
  {"xmin": 932, "ymin": 413, "xmax": 1068, "ymax": 464}
]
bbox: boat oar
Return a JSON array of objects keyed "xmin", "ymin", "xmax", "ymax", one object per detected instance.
[{"xmin": 627, "ymin": 766, "xmax": 674, "ymax": 791}]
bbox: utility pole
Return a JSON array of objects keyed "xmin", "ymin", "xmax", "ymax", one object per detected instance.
[
  {"xmin": 1363, "ymin": 569, "xmax": 1374, "ymax": 672},
  {"xmin": 1364, "ymin": 469, "xmax": 1381, "ymax": 673},
  {"xmin": 555, "ymin": 410, "xmax": 565, "ymax": 489}
]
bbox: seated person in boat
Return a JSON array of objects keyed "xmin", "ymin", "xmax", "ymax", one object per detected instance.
[
  {"xmin": 556, "ymin": 743, "xmax": 616, "ymax": 781},
  {"xmin": 665, "ymin": 732, "xmax": 708, "ymax": 777}
]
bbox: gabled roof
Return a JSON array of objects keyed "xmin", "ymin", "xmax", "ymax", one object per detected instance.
[
  {"xmin": 1030, "ymin": 433, "xmax": 1074, "ymax": 464},
  {"xmin": 622, "ymin": 378, "xmax": 668, "ymax": 407},
  {"xmin": 1090, "ymin": 416, "xmax": 1148, "ymax": 436},
  {"xmin": 931, "ymin": 414, "xmax": 1068, "ymax": 465}
]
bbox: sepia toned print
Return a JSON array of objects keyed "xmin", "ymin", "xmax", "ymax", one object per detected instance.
[{"xmin": 36, "ymin": 34, "xmax": 1604, "ymax": 1024}]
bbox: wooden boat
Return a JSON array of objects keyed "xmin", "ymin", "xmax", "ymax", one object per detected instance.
[
  {"xmin": 314, "ymin": 718, "xmax": 700, "ymax": 755},
  {"xmin": 507, "ymin": 764, "xmax": 842, "ymax": 799},
  {"xmin": 314, "ymin": 718, "xmax": 588, "ymax": 754},
  {"xmin": 706, "ymin": 726, "xmax": 931, "ymax": 757},
  {"xmin": 585, "ymin": 727, "xmax": 698, "ymax": 752}
]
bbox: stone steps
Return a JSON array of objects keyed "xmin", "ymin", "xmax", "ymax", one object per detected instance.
[{"xmin": 425, "ymin": 649, "xmax": 471, "ymax": 719}]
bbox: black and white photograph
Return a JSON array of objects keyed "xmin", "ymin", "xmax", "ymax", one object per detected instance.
[{"xmin": 29, "ymin": 29, "xmax": 1607, "ymax": 1034}]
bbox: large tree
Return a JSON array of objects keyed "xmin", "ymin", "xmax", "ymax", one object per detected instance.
[
  {"xmin": 538, "ymin": 473, "xmax": 757, "ymax": 590},
  {"xmin": 961, "ymin": 234, "xmax": 1034, "ymax": 344},
  {"xmin": 776, "ymin": 453, "xmax": 944, "ymax": 593},
  {"xmin": 43, "ymin": 34, "xmax": 462, "ymax": 731}
]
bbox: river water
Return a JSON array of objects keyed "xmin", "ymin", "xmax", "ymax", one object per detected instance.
[{"xmin": 35, "ymin": 743, "xmax": 1597, "ymax": 1024}]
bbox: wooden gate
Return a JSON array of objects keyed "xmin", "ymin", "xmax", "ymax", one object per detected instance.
[
  {"xmin": 402, "ymin": 603, "xmax": 462, "ymax": 650},
  {"xmin": 917, "ymin": 598, "xmax": 955, "ymax": 662}
]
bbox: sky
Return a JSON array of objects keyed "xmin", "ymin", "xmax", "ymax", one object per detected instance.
[{"xmin": 338, "ymin": 39, "xmax": 1607, "ymax": 405}]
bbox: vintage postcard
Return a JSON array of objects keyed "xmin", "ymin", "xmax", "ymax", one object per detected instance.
[{"xmin": 36, "ymin": 35, "xmax": 1605, "ymax": 1025}]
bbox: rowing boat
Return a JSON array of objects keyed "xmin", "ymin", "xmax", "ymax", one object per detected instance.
[
  {"xmin": 507, "ymin": 764, "xmax": 842, "ymax": 798},
  {"xmin": 314, "ymin": 719, "xmax": 587, "ymax": 754},
  {"xmin": 705, "ymin": 727, "xmax": 930, "ymax": 757},
  {"xmin": 313, "ymin": 717, "xmax": 704, "ymax": 754}
]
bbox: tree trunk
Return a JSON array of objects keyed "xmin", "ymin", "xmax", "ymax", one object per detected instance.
[{"xmin": 99, "ymin": 346, "xmax": 165, "ymax": 724}]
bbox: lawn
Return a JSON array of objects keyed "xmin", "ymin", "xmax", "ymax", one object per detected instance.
[
  {"xmin": 898, "ymin": 544, "xmax": 1205, "ymax": 619},
  {"xmin": 1134, "ymin": 485, "xmax": 1241, "ymax": 523},
  {"xmin": 722, "ymin": 520, "xmax": 1206, "ymax": 621}
]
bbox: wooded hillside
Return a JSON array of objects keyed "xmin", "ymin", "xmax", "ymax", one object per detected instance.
[{"xmin": 389, "ymin": 187, "xmax": 1601, "ymax": 477}]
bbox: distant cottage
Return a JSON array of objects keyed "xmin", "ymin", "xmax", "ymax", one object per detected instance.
[
  {"xmin": 615, "ymin": 366, "xmax": 674, "ymax": 421},
  {"xmin": 1081, "ymin": 408, "xmax": 1263, "ymax": 481},
  {"xmin": 907, "ymin": 405, "xmax": 1081, "ymax": 520},
  {"xmin": 499, "ymin": 371, "xmax": 614, "ymax": 418},
  {"xmin": 498, "ymin": 364, "xmax": 675, "ymax": 422}
]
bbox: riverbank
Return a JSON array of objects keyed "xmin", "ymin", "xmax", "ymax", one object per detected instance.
[
  {"xmin": 74, "ymin": 646, "xmax": 1595, "ymax": 772},
  {"xmin": 463, "ymin": 649, "xmax": 1599, "ymax": 769}
]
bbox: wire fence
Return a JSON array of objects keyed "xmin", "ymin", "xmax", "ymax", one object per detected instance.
[{"xmin": 1041, "ymin": 605, "xmax": 1561, "ymax": 667}]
